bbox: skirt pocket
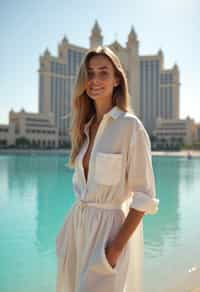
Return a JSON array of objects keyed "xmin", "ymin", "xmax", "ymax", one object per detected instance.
[
  {"xmin": 88, "ymin": 241, "xmax": 119, "ymax": 276},
  {"xmin": 102, "ymin": 244, "xmax": 118, "ymax": 274}
]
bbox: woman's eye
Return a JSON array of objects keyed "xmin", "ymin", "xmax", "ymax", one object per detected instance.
[
  {"xmin": 100, "ymin": 71, "xmax": 108, "ymax": 76},
  {"xmin": 87, "ymin": 71, "xmax": 109, "ymax": 80}
]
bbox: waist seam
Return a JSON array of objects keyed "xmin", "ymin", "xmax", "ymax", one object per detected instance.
[{"xmin": 75, "ymin": 200, "xmax": 124, "ymax": 210}]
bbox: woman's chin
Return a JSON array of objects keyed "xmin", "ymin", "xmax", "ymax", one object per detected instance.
[{"xmin": 90, "ymin": 92, "xmax": 104, "ymax": 98}]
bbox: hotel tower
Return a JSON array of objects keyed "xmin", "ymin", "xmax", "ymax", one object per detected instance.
[{"xmin": 38, "ymin": 21, "xmax": 180, "ymax": 145}]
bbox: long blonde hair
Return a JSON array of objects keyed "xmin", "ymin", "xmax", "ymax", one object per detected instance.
[{"xmin": 68, "ymin": 46, "xmax": 133, "ymax": 168}]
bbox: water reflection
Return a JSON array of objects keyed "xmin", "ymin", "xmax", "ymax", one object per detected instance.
[
  {"xmin": 144, "ymin": 157, "xmax": 182, "ymax": 258},
  {"xmin": 35, "ymin": 155, "xmax": 75, "ymax": 253},
  {"xmin": 143, "ymin": 156, "xmax": 200, "ymax": 292}
]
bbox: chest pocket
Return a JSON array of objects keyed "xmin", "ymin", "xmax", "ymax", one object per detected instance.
[{"xmin": 94, "ymin": 152, "xmax": 123, "ymax": 186}]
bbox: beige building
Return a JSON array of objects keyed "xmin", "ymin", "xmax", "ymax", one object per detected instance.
[
  {"xmin": 38, "ymin": 21, "xmax": 180, "ymax": 139},
  {"xmin": 0, "ymin": 125, "xmax": 9, "ymax": 147},
  {"xmin": 140, "ymin": 51, "xmax": 180, "ymax": 133},
  {"xmin": 153, "ymin": 117, "xmax": 197, "ymax": 145},
  {"xmin": 0, "ymin": 109, "xmax": 58, "ymax": 148},
  {"xmin": 196, "ymin": 123, "xmax": 200, "ymax": 141},
  {"xmin": 160, "ymin": 64, "xmax": 179, "ymax": 120}
]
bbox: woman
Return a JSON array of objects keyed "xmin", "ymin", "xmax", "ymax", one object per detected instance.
[{"xmin": 56, "ymin": 46, "xmax": 159, "ymax": 292}]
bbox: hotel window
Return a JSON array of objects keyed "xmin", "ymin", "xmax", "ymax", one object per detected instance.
[
  {"xmin": 51, "ymin": 77, "xmax": 55, "ymax": 111},
  {"xmin": 144, "ymin": 62, "xmax": 149, "ymax": 120},
  {"xmin": 169, "ymin": 87, "xmax": 173, "ymax": 118},
  {"xmin": 160, "ymin": 87, "xmax": 163, "ymax": 117},
  {"xmin": 150, "ymin": 61, "xmax": 154, "ymax": 116},
  {"xmin": 51, "ymin": 62, "xmax": 53, "ymax": 73},
  {"xmin": 51, "ymin": 77, "xmax": 53, "ymax": 111},
  {"xmin": 64, "ymin": 64, "xmax": 67, "ymax": 76},
  {"xmin": 140, "ymin": 62, "xmax": 145, "ymax": 119},
  {"xmin": 60, "ymin": 63, "xmax": 63, "ymax": 75},
  {"xmin": 55, "ymin": 78, "xmax": 58, "ymax": 113},
  {"xmin": 39, "ymin": 75, "xmax": 44, "ymax": 111},
  {"xmin": 67, "ymin": 49, "xmax": 71, "ymax": 75},
  {"xmin": 74, "ymin": 51, "xmax": 80, "ymax": 74},
  {"xmin": 56, "ymin": 63, "xmax": 58, "ymax": 74},
  {"xmin": 78, "ymin": 52, "xmax": 81, "ymax": 64}
]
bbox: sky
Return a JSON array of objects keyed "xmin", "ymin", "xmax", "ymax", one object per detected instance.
[{"xmin": 0, "ymin": 0, "xmax": 199, "ymax": 124}]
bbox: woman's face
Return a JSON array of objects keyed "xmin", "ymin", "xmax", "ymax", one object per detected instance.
[{"xmin": 85, "ymin": 55, "xmax": 119, "ymax": 102}]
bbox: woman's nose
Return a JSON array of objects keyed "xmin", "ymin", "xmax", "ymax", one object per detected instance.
[{"xmin": 91, "ymin": 74, "xmax": 101, "ymax": 83}]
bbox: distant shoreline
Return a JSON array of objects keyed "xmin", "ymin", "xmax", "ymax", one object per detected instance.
[
  {"xmin": 152, "ymin": 150, "xmax": 200, "ymax": 157},
  {"xmin": 0, "ymin": 149, "xmax": 200, "ymax": 157},
  {"xmin": 0, "ymin": 149, "xmax": 70, "ymax": 155}
]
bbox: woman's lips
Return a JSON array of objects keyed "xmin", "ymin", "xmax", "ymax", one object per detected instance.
[{"xmin": 90, "ymin": 87, "xmax": 104, "ymax": 91}]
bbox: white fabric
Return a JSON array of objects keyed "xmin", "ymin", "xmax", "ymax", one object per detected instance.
[{"xmin": 56, "ymin": 105, "xmax": 159, "ymax": 292}]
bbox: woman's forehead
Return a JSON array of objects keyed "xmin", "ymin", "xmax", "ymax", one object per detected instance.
[{"xmin": 87, "ymin": 54, "xmax": 113, "ymax": 70}]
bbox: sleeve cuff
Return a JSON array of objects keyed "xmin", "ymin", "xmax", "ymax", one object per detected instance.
[{"xmin": 130, "ymin": 192, "xmax": 159, "ymax": 215}]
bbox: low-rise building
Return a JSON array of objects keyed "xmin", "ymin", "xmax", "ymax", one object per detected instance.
[
  {"xmin": 153, "ymin": 117, "xmax": 197, "ymax": 145},
  {"xmin": 0, "ymin": 109, "xmax": 59, "ymax": 148},
  {"xmin": 196, "ymin": 123, "xmax": 200, "ymax": 141},
  {"xmin": 0, "ymin": 125, "xmax": 9, "ymax": 147}
]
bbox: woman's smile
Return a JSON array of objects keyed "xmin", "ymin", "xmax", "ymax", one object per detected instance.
[
  {"xmin": 90, "ymin": 87, "xmax": 104, "ymax": 93},
  {"xmin": 91, "ymin": 86, "xmax": 103, "ymax": 89}
]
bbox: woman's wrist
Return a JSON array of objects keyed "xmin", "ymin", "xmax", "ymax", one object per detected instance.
[{"xmin": 109, "ymin": 240, "xmax": 124, "ymax": 254}]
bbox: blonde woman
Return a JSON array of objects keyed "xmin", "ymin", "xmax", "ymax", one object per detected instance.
[{"xmin": 56, "ymin": 46, "xmax": 159, "ymax": 292}]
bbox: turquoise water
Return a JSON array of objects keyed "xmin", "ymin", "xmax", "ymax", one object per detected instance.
[{"xmin": 0, "ymin": 154, "xmax": 200, "ymax": 292}]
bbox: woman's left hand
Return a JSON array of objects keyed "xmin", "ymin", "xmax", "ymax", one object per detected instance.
[{"xmin": 105, "ymin": 243, "xmax": 122, "ymax": 268}]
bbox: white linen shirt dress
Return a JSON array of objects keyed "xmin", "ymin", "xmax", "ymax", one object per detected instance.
[{"xmin": 56, "ymin": 105, "xmax": 159, "ymax": 292}]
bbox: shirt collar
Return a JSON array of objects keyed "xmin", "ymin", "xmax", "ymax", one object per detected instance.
[{"xmin": 84, "ymin": 105, "xmax": 124, "ymax": 133}]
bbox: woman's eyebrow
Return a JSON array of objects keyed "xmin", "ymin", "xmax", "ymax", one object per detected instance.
[{"xmin": 87, "ymin": 66, "xmax": 109, "ymax": 70}]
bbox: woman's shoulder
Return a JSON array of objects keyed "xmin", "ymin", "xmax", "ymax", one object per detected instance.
[
  {"xmin": 120, "ymin": 111, "xmax": 145, "ymax": 131},
  {"xmin": 119, "ymin": 112, "xmax": 150, "ymax": 146}
]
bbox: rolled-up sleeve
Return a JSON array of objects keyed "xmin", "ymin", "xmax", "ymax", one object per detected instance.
[{"xmin": 127, "ymin": 120, "xmax": 159, "ymax": 215}]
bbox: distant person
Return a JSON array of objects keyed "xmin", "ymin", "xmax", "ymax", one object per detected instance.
[
  {"xmin": 187, "ymin": 150, "xmax": 192, "ymax": 159},
  {"xmin": 56, "ymin": 46, "xmax": 159, "ymax": 292}
]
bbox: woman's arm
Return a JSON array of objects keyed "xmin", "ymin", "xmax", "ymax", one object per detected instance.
[
  {"xmin": 106, "ymin": 120, "xmax": 159, "ymax": 267},
  {"xmin": 105, "ymin": 208, "xmax": 145, "ymax": 267}
]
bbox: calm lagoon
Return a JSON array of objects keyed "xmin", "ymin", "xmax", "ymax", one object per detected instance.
[{"xmin": 0, "ymin": 154, "xmax": 200, "ymax": 292}]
